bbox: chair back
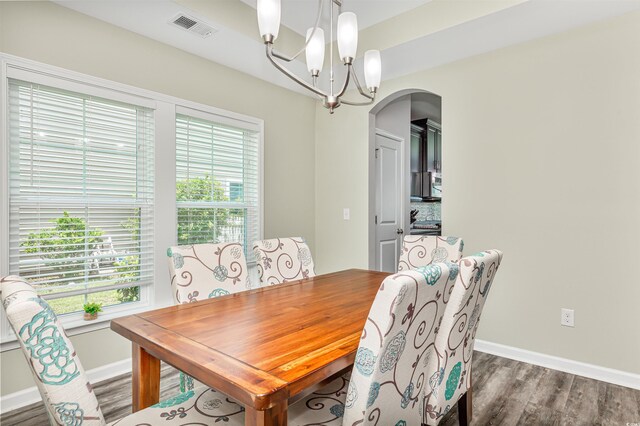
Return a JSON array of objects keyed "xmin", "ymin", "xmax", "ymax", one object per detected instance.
[
  {"xmin": 342, "ymin": 262, "xmax": 456, "ymax": 426},
  {"xmin": 425, "ymin": 250, "xmax": 503, "ymax": 424},
  {"xmin": 0, "ymin": 276, "xmax": 106, "ymax": 425},
  {"xmin": 398, "ymin": 235, "xmax": 463, "ymax": 271},
  {"xmin": 253, "ymin": 237, "xmax": 315, "ymax": 285},
  {"xmin": 167, "ymin": 243, "xmax": 251, "ymax": 304}
]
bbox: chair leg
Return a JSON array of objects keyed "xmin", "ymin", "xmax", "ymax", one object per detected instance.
[{"xmin": 457, "ymin": 388, "xmax": 472, "ymax": 426}]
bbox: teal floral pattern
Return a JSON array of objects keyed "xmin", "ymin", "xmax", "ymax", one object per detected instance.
[
  {"xmin": 329, "ymin": 403, "xmax": 344, "ymax": 418},
  {"xmin": 153, "ymin": 390, "xmax": 195, "ymax": 408},
  {"xmin": 367, "ymin": 382, "xmax": 381, "ymax": 408},
  {"xmin": 253, "ymin": 237, "xmax": 316, "ymax": 285},
  {"xmin": 19, "ymin": 298, "xmax": 80, "ymax": 385},
  {"xmin": 401, "ymin": 382, "xmax": 414, "ymax": 408},
  {"xmin": 398, "ymin": 235, "xmax": 464, "ymax": 272},
  {"xmin": 208, "ymin": 288, "xmax": 231, "ymax": 298},
  {"xmin": 416, "ymin": 264, "xmax": 442, "ymax": 286},
  {"xmin": 431, "ymin": 247, "xmax": 449, "ymax": 263},
  {"xmin": 380, "ymin": 331, "xmax": 407, "ymax": 372},
  {"xmin": 355, "ymin": 347, "xmax": 376, "ymax": 376},
  {"xmin": 444, "ymin": 362, "xmax": 462, "ymax": 400},
  {"xmin": 1, "ymin": 276, "xmax": 104, "ymax": 424},
  {"xmin": 53, "ymin": 402, "xmax": 84, "ymax": 426},
  {"xmin": 213, "ymin": 265, "xmax": 228, "ymax": 281},
  {"xmin": 447, "ymin": 262, "xmax": 459, "ymax": 280},
  {"xmin": 179, "ymin": 374, "xmax": 194, "ymax": 394},
  {"xmin": 173, "ymin": 253, "xmax": 185, "ymax": 269}
]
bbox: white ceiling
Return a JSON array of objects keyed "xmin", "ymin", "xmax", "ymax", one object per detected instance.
[
  {"xmin": 54, "ymin": 0, "xmax": 640, "ymax": 99},
  {"xmin": 239, "ymin": 0, "xmax": 430, "ymax": 36}
]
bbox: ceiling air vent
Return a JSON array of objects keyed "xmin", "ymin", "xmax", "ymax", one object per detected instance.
[{"xmin": 169, "ymin": 13, "xmax": 216, "ymax": 38}]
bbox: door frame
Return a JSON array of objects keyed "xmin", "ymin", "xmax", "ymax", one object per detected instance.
[
  {"xmin": 373, "ymin": 128, "xmax": 405, "ymax": 271},
  {"xmin": 368, "ymin": 88, "xmax": 442, "ymax": 270}
]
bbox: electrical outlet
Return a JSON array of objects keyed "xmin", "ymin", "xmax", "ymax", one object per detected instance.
[
  {"xmin": 561, "ymin": 308, "xmax": 574, "ymax": 327},
  {"xmin": 343, "ymin": 208, "xmax": 350, "ymax": 220}
]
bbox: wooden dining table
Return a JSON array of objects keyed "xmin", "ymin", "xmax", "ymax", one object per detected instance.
[{"xmin": 110, "ymin": 268, "xmax": 389, "ymax": 426}]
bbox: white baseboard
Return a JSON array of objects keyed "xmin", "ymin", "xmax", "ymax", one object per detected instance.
[
  {"xmin": 0, "ymin": 358, "xmax": 132, "ymax": 414},
  {"xmin": 475, "ymin": 339, "xmax": 640, "ymax": 390}
]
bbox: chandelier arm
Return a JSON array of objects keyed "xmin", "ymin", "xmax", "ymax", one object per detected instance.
[
  {"xmin": 270, "ymin": 0, "xmax": 324, "ymax": 63},
  {"xmin": 311, "ymin": 77, "xmax": 326, "ymax": 100},
  {"xmin": 339, "ymin": 95, "xmax": 377, "ymax": 106},
  {"xmin": 335, "ymin": 64, "xmax": 352, "ymax": 98},
  {"xmin": 266, "ymin": 44, "xmax": 329, "ymax": 98},
  {"xmin": 349, "ymin": 66, "xmax": 375, "ymax": 100}
]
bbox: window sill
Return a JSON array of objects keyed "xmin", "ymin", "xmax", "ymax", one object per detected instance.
[{"xmin": 0, "ymin": 301, "xmax": 159, "ymax": 352}]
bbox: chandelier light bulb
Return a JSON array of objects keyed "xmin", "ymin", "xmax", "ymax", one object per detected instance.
[
  {"xmin": 257, "ymin": 0, "xmax": 281, "ymax": 40},
  {"xmin": 337, "ymin": 12, "xmax": 358, "ymax": 62},
  {"xmin": 257, "ymin": 1, "xmax": 378, "ymax": 112},
  {"xmin": 364, "ymin": 50, "xmax": 381, "ymax": 91},
  {"xmin": 305, "ymin": 28, "xmax": 325, "ymax": 75}
]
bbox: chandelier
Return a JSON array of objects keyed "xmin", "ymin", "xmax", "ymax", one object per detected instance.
[{"xmin": 257, "ymin": 0, "xmax": 381, "ymax": 113}]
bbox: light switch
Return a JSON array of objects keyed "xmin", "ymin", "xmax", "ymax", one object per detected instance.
[{"xmin": 343, "ymin": 208, "xmax": 350, "ymax": 220}]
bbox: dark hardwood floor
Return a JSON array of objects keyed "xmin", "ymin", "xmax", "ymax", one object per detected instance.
[{"xmin": 1, "ymin": 352, "xmax": 639, "ymax": 425}]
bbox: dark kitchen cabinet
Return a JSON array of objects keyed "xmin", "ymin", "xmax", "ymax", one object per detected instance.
[{"xmin": 410, "ymin": 121, "xmax": 441, "ymax": 200}]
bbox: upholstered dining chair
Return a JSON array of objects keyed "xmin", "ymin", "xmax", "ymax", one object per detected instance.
[
  {"xmin": 0, "ymin": 275, "xmax": 352, "ymax": 426},
  {"xmin": 0, "ymin": 275, "xmax": 246, "ymax": 425},
  {"xmin": 398, "ymin": 235, "xmax": 464, "ymax": 271},
  {"xmin": 341, "ymin": 260, "xmax": 458, "ymax": 426},
  {"xmin": 253, "ymin": 237, "xmax": 315, "ymax": 285},
  {"xmin": 342, "ymin": 250, "xmax": 503, "ymax": 426},
  {"xmin": 423, "ymin": 249, "xmax": 503, "ymax": 425},
  {"xmin": 167, "ymin": 242, "xmax": 251, "ymax": 391}
]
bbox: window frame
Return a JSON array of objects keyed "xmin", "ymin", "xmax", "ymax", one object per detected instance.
[
  {"xmin": 175, "ymin": 106, "xmax": 262, "ymax": 258},
  {"xmin": 0, "ymin": 54, "xmax": 264, "ymax": 351}
]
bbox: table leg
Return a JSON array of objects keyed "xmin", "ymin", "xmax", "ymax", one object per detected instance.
[
  {"xmin": 132, "ymin": 343, "xmax": 160, "ymax": 412},
  {"xmin": 245, "ymin": 400, "xmax": 288, "ymax": 426}
]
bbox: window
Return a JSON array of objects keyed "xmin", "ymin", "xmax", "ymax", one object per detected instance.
[
  {"xmin": 7, "ymin": 78, "xmax": 155, "ymax": 315},
  {"xmin": 176, "ymin": 108, "xmax": 260, "ymax": 253},
  {"xmin": 1, "ymin": 55, "xmax": 263, "ymax": 348}
]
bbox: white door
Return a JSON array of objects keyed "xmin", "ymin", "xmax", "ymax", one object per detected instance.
[{"xmin": 375, "ymin": 130, "xmax": 404, "ymax": 272}]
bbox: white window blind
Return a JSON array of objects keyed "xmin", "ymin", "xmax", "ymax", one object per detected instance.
[
  {"xmin": 7, "ymin": 78, "xmax": 155, "ymax": 314},
  {"xmin": 176, "ymin": 110, "xmax": 260, "ymax": 255}
]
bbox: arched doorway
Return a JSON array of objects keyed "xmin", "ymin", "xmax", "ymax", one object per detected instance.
[{"xmin": 368, "ymin": 89, "xmax": 443, "ymax": 271}]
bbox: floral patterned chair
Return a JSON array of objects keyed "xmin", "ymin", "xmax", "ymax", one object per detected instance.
[
  {"xmin": 0, "ymin": 275, "xmax": 246, "ymax": 425},
  {"xmin": 253, "ymin": 237, "xmax": 315, "ymax": 285},
  {"xmin": 397, "ymin": 235, "xmax": 464, "ymax": 272},
  {"xmin": 0, "ymin": 275, "xmax": 353, "ymax": 426},
  {"xmin": 167, "ymin": 242, "xmax": 251, "ymax": 391},
  {"xmin": 342, "ymin": 250, "xmax": 503, "ymax": 426},
  {"xmin": 423, "ymin": 250, "xmax": 503, "ymax": 425},
  {"xmin": 342, "ymin": 261, "xmax": 457, "ymax": 426}
]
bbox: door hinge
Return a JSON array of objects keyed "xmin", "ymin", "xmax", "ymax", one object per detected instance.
[
  {"xmin": 375, "ymin": 148, "xmax": 379, "ymax": 159},
  {"xmin": 374, "ymin": 215, "xmax": 378, "ymax": 224}
]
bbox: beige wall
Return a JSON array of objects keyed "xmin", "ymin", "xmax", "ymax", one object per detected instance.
[
  {"xmin": 1, "ymin": 0, "xmax": 639, "ymax": 401},
  {"xmin": 0, "ymin": 1, "xmax": 316, "ymax": 396},
  {"xmin": 315, "ymin": 11, "xmax": 640, "ymax": 375}
]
